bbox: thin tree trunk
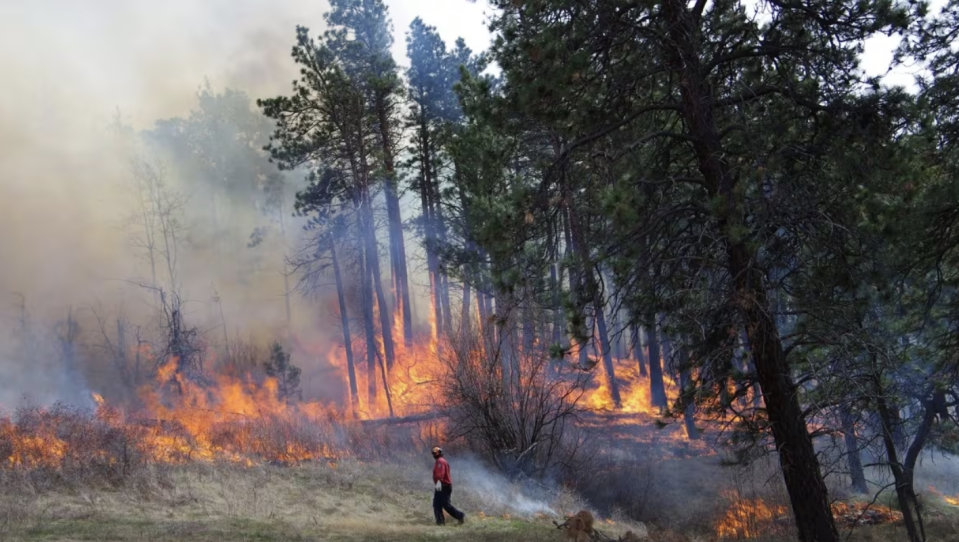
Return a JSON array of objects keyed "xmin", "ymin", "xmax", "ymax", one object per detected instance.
[
  {"xmin": 633, "ymin": 324, "xmax": 647, "ymax": 377},
  {"xmin": 875, "ymin": 385, "xmax": 926, "ymax": 542},
  {"xmin": 331, "ymin": 236, "xmax": 359, "ymax": 412},
  {"xmin": 376, "ymin": 94, "xmax": 413, "ymax": 348},
  {"xmin": 551, "ymin": 263, "xmax": 563, "ymax": 347},
  {"xmin": 461, "ymin": 282, "xmax": 471, "ymax": 328},
  {"xmin": 839, "ymin": 403, "xmax": 867, "ymax": 494},
  {"xmin": 278, "ymin": 203, "xmax": 293, "ymax": 331},
  {"xmin": 418, "ymin": 116, "xmax": 448, "ymax": 337},
  {"xmin": 440, "ymin": 270, "xmax": 453, "ymax": 333},
  {"xmin": 645, "ymin": 318, "xmax": 668, "ymax": 409},
  {"xmin": 678, "ymin": 348, "xmax": 699, "ymax": 440},
  {"xmin": 361, "ymin": 183, "xmax": 396, "ymax": 372},
  {"xmin": 359, "ymin": 240, "xmax": 378, "ymax": 409},
  {"xmin": 566, "ymin": 201, "xmax": 618, "ymax": 405},
  {"xmin": 371, "ymin": 273, "xmax": 395, "ymax": 420}
]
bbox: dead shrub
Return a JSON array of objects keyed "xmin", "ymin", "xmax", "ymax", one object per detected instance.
[{"xmin": 437, "ymin": 317, "xmax": 590, "ymax": 481}]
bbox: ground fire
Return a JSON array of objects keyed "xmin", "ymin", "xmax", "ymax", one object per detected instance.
[
  {"xmin": 713, "ymin": 491, "xmax": 904, "ymax": 540},
  {"xmin": 0, "ymin": 297, "xmax": 691, "ymax": 470}
]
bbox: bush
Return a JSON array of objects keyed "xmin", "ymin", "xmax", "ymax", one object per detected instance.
[{"xmin": 437, "ymin": 317, "xmax": 590, "ymax": 480}]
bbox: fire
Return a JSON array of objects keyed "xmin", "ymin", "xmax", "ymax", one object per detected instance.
[
  {"xmin": 928, "ymin": 485, "xmax": 959, "ymax": 506},
  {"xmin": 830, "ymin": 501, "xmax": 902, "ymax": 526},
  {"xmin": 0, "ymin": 351, "xmax": 347, "ymax": 470},
  {"xmin": 583, "ymin": 356, "xmax": 678, "ymax": 415},
  {"xmin": 714, "ymin": 493, "xmax": 904, "ymax": 539},
  {"xmin": 0, "ymin": 286, "xmax": 710, "ymax": 474},
  {"xmin": 714, "ymin": 491, "xmax": 788, "ymax": 539}
]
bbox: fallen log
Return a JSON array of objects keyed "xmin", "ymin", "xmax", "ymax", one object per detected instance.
[{"xmin": 358, "ymin": 412, "xmax": 446, "ymax": 427}]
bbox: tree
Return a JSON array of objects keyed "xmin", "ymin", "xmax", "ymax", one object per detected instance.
[
  {"xmin": 264, "ymin": 342, "xmax": 302, "ymax": 402},
  {"xmin": 449, "ymin": 1, "xmax": 917, "ymax": 540},
  {"xmin": 260, "ymin": 18, "xmax": 399, "ymax": 412}
]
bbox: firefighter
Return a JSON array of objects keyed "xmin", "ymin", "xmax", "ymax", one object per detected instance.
[{"xmin": 431, "ymin": 446, "xmax": 465, "ymax": 525}]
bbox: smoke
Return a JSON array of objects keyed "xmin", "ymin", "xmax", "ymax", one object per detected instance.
[
  {"xmin": 0, "ymin": 0, "xmax": 339, "ymax": 408},
  {"xmin": 451, "ymin": 455, "xmax": 565, "ymax": 518}
]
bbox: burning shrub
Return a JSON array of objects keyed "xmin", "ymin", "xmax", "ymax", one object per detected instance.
[
  {"xmin": 713, "ymin": 490, "xmax": 790, "ymax": 540},
  {"xmin": 0, "ymin": 402, "xmax": 156, "ymax": 489},
  {"xmin": 436, "ymin": 319, "xmax": 590, "ymax": 480}
]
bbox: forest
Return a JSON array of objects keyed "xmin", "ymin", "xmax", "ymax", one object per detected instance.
[{"xmin": 2, "ymin": 1, "xmax": 959, "ymax": 542}]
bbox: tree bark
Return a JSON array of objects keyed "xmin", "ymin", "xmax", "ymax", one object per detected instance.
[
  {"xmin": 331, "ymin": 236, "xmax": 359, "ymax": 412},
  {"xmin": 678, "ymin": 348, "xmax": 699, "ymax": 440},
  {"xmin": 375, "ymin": 95, "xmax": 413, "ymax": 348},
  {"xmin": 359, "ymin": 236, "xmax": 378, "ymax": 408},
  {"xmin": 660, "ymin": 1, "xmax": 838, "ymax": 539},
  {"xmin": 839, "ymin": 403, "xmax": 868, "ymax": 494},
  {"xmin": 875, "ymin": 386, "xmax": 925, "ymax": 542},
  {"xmin": 567, "ymin": 202, "xmax": 621, "ymax": 407},
  {"xmin": 360, "ymin": 181, "xmax": 396, "ymax": 372},
  {"xmin": 634, "ymin": 324, "xmax": 648, "ymax": 377},
  {"xmin": 645, "ymin": 318, "xmax": 668, "ymax": 409}
]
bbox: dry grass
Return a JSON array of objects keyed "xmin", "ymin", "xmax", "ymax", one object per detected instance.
[
  {"xmin": 0, "ymin": 457, "xmax": 645, "ymax": 542},
  {"xmin": 1, "ymin": 453, "xmax": 956, "ymax": 542}
]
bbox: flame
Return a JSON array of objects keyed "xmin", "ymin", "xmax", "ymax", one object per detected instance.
[
  {"xmin": 1, "ymin": 290, "xmax": 716, "ymax": 473},
  {"xmin": 715, "ymin": 493, "xmax": 903, "ymax": 539},
  {"xmin": 929, "ymin": 485, "xmax": 959, "ymax": 506},
  {"xmin": 582, "ymin": 354, "xmax": 678, "ymax": 415},
  {"xmin": 714, "ymin": 491, "xmax": 788, "ymax": 539}
]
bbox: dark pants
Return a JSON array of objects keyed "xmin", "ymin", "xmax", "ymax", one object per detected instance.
[{"xmin": 433, "ymin": 483, "xmax": 464, "ymax": 525}]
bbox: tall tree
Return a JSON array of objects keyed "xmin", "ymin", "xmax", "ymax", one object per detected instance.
[
  {"xmin": 259, "ymin": 19, "xmax": 398, "ymax": 409},
  {"xmin": 452, "ymin": 1, "xmax": 916, "ymax": 540}
]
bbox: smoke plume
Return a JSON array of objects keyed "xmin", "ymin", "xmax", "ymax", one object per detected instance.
[{"xmin": 0, "ymin": 0, "xmax": 340, "ymax": 408}]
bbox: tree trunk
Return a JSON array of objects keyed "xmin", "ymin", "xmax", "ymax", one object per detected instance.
[
  {"xmin": 565, "ymin": 200, "xmax": 621, "ymax": 406},
  {"xmin": 645, "ymin": 318, "xmax": 668, "ymax": 409},
  {"xmin": 551, "ymin": 263, "xmax": 563, "ymax": 347},
  {"xmin": 376, "ymin": 94, "xmax": 413, "ymax": 348},
  {"xmin": 278, "ymin": 202, "xmax": 293, "ymax": 332},
  {"xmin": 359, "ymin": 240, "xmax": 378, "ymax": 408},
  {"xmin": 875, "ymin": 385, "xmax": 925, "ymax": 542},
  {"xmin": 839, "ymin": 403, "xmax": 867, "ymax": 494},
  {"xmin": 416, "ymin": 118, "xmax": 443, "ymax": 337},
  {"xmin": 361, "ymin": 186, "xmax": 396, "ymax": 372},
  {"xmin": 440, "ymin": 270, "xmax": 453, "ymax": 332},
  {"xmin": 331, "ymin": 236, "xmax": 359, "ymax": 412},
  {"xmin": 634, "ymin": 324, "xmax": 648, "ymax": 377},
  {"xmin": 660, "ymin": 2, "xmax": 838, "ymax": 538},
  {"xmin": 678, "ymin": 348, "xmax": 699, "ymax": 440},
  {"xmin": 461, "ymin": 282, "xmax": 471, "ymax": 328}
]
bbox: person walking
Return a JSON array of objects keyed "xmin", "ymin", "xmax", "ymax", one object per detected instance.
[{"xmin": 431, "ymin": 446, "xmax": 465, "ymax": 525}]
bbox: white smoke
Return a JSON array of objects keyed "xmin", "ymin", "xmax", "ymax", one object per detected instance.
[{"xmin": 448, "ymin": 455, "xmax": 565, "ymax": 518}]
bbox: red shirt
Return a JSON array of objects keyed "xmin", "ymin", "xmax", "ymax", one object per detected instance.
[{"xmin": 433, "ymin": 457, "xmax": 452, "ymax": 485}]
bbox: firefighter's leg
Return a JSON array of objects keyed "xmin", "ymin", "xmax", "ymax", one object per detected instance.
[{"xmin": 432, "ymin": 489, "xmax": 445, "ymax": 525}]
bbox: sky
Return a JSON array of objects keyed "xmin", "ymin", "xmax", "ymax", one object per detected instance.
[{"xmin": 0, "ymin": 0, "xmax": 494, "ymax": 130}]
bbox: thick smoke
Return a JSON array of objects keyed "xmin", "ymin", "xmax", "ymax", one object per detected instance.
[{"xmin": 0, "ymin": 0, "xmax": 341, "ymax": 409}]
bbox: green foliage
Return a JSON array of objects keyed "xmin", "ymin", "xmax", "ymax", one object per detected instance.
[{"xmin": 263, "ymin": 342, "xmax": 301, "ymax": 402}]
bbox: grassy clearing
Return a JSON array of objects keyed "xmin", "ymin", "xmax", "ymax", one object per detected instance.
[
  {"xmin": 1, "ymin": 450, "xmax": 959, "ymax": 541},
  {"xmin": 0, "ymin": 458, "xmax": 638, "ymax": 542}
]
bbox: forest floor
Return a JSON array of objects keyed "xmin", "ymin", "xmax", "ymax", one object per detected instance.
[
  {"xmin": 2, "ymin": 456, "xmax": 958, "ymax": 542},
  {"xmin": 0, "ymin": 460, "xmax": 570, "ymax": 542}
]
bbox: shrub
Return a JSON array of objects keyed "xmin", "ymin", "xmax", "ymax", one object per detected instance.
[{"xmin": 437, "ymin": 317, "xmax": 590, "ymax": 480}]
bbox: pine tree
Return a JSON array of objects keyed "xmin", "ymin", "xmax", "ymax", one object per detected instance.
[{"xmin": 264, "ymin": 342, "xmax": 301, "ymax": 402}]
